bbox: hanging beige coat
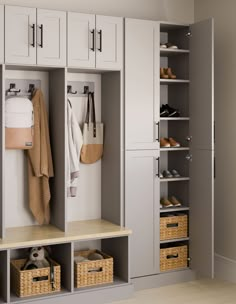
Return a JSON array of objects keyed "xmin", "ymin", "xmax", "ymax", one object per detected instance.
[{"xmin": 27, "ymin": 89, "xmax": 54, "ymax": 225}]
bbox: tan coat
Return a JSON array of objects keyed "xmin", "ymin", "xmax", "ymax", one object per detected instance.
[{"xmin": 27, "ymin": 90, "xmax": 54, "ymax": 225}]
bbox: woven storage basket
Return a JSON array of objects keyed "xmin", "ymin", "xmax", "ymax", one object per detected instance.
[
  {"xmin": 74, "ymin": 249, "xmax": 113, "ymax": 288},
  {"xmin": 160, "ymin": 214, "xmax": 188, "ymax": 241},
  {"xmin": 160, "ymin": 245, "xmax": 188, "ymax": 272},
  {"xmin": 10, "ymin": 258, "xmax": 61, "ymax": 298}
]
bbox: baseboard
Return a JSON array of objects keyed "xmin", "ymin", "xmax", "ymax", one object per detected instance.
[
  {"xmin": 132, "ymin": 269, "xmax": 196, "ymax": 291},
  {"xmin": 215, "ymin": 253, "xmax": 236, "ymax": 283}
]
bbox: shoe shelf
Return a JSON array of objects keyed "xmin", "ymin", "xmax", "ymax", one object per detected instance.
[
  {"xmin": 160, "ymin": 237, "xmax": 190, "ymax": 244},
  {"xmin": 160, "ymin": 177, "xmax": 190, "ymax": 182},
  {"xmin": 160, "ymin": 117, "xmax": 189, "ymax": 121},
  {"xmin": 160, "ymin": 79, "xmax": 190, "ymax": 84},
  {"xmin": 160, "ymin": 206, "xmax": 190, "ymax": 213},
  {"xmin": 160, "ymin": 49, "xmax": 189, "ymax": 57},
  {"xmin": 160, "ymin": 147, "xmax": 190, "ymax": 151}
]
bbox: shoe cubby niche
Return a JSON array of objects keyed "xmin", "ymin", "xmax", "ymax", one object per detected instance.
[{"xmin": 159, "ymin": 23, "xmax": 191, "ymax": 272}]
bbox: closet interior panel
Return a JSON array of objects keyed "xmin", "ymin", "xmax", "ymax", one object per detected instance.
[
  {"xmin": 0, "ymin": 250, "xmax": 9, "ymax": 303},
  {"xmin": 101, "ymin": 72, "xmax": 123, "ymax": 226},
  {"xmin": 49, "ymin": 68, "xmax": 67, "ymax": 232}
]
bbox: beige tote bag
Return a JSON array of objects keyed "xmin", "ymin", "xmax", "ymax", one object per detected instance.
[{"xmin": 81, "ymin": 92, "xmax": 104, "ymax": 164}]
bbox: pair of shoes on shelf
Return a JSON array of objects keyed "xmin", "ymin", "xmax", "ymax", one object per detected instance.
[
  {"xmin": 160, "ymin": 169, "xmax": 181, "ymax": 179},
  {"xmin": 160, "ymin": 196, "xmax": 182, "ymax": 208},
  {"xmin": 160, "ymin": 42, "xmax": 178, "ymax": 49},
  {"xmin": 160, "ymin": 137, "xmax": 180, "ymax": 148},
  {"xmin": 160, "ymin": 67, "xmax": 176, "ymax": 79},
  {"xmin": 160, "ymin": 104, "xmax": 180, "ymax": 117}
]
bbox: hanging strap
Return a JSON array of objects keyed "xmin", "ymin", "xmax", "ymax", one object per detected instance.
[
  {"xmin": 84, "ymin": 92, "xmax": 97, "ymax": 137},
  {"xmin": 85, "ymin": 92, "xmax": 91, "ymax": 124}
]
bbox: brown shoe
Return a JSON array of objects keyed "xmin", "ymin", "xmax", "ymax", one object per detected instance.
[
  {"xmin": 169, "ymin": 196, "xmax": 182, "ymax": 207},
  {"xmin": 160, "ymin": 137, "xmax": 170, "ymax": 148},
  {"xmin": 165, "ymin": 68, "xmax": 176, "ymax": 79},
  {"xmin": 160, "ymin": 198, "xmax": 173, "ymax": 208},
  {"xmin": 168, "ymin": 137, "xmax": 180, "ymax": 147},
  {"xmin": 160, "ymin": 68, "xmax": 169, "ymax": 79}
]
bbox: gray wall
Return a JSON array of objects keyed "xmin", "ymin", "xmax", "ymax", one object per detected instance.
[
  {"xmin": 0, "ymin": 0, "xmax": 194, "ymax": 23},
  {"xmin": 195, "ymin": 0, "xmax": 236, "ymax": 261}
]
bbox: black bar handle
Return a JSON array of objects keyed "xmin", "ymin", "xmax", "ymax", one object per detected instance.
[
  {"xmin": 39, "ymin": 24, "xmax": 43, "ymax": 48},
  {"xmin": 90, "ymin": 29, "xmax": 95, "ymax": 51},
  {"xmin": 98, "ymin": 30, "xmax": 102, "ymax": 52},
  {"xmin": 156, "ymin": 122, "xmax": 160, "ymax": 142},
  {"xmin": 31, "ymin": 24, "xmax": 36, "ymax": 47},
  {"xmin": 156, "ymin": 157, "xmax": 160, "ymax": 177}
]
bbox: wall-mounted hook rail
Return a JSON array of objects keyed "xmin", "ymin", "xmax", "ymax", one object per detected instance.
[{"xmin": 5, "ymin": 79, "xmax": 41, "ymax": 97}]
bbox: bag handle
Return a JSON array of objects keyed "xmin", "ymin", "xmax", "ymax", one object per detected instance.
[
  {"xmin": 85, "ymin": 92, "xmax": 97, "ymax": 137},
  {"xmin": 85, "ymin": 92, "xmax": 91, "ymax": 124}
]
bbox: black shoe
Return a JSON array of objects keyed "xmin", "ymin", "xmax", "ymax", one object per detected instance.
[
  {"xmin": 160, "ymin": 105, "xmax": 169, "ymax": 117},
  {"xmin": 165, "ymin": 104, "xmax": 180, "ymax": 117}
]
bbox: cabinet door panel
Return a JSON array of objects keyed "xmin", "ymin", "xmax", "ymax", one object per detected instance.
[
  {"xmin": 5, "ymin": 6, "xmax": 36, "ymax": 64},
  {"xmin": 125, "ymin": 150, "xmax": 160, "ymax": 278},
  {"xmin": 190, "ymin": 19, "xmax": 214, "ymax": 150},
  {"xmin": 0, "ymin": 6, "xmax": 3, "ymax": 63},
  {"xmin": 125, "ymin": 19, "xmax": 159, "ymax": 150},
  {"xmin": 96, "ymin": 15, "xmax": 123, "ymax": 70},
  {"xmin": 189, "ymin": 149, "xmax": 214, "ymax": 278},
  {"xmin": 37, "ymin": 9, "xmax": 66, "ymax": 66},
  {"xmin": 67, "ymin": 12, "xmax": 95, "ymax": 68}
]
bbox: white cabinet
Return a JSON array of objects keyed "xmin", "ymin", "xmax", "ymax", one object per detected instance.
[
  {"xmin": 0, "ymin": 6, "xmax": 4, "ymax": 63},
  {"xmin": 67, "ymin": 13, "xmax": 123, "ymax": 70},
  {"xmin": 96, "ymin": 15, "xmax": 123, "ymax": 70},
  {"xmin": 125, "ymin": 150, "xmax": 160, "ymax": 278},
  {"xmin": 67, "ymin": 12, "xmax": 96, "ymax": 68},
  {"xmin": 125, "ymin": 19, "xmax": 159, "ymax": 150},
  {"xmin": 5, "ymin": 6, "xmax": 37, "ymax": 65},
  {"xmin": 37, "ymin": 9, "xmax": 66, "ymax": 66},
  {"xmin": 5, "ymin": 6, "xmax": 66, "ymax": 66}
]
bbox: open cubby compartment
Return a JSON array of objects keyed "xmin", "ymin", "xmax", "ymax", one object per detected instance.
[
  {"xmin": 2, "ymin": 66, "xmax": 66, "ymax": 237},
  {"xmin": 0, "ymin": 250, "xmax": 9, "ymax": 303},
  {"xmin": 66, "ymin": 70, "xmax": 123, "ymax": 228},
  {"xmin": 10, "ymin": 242, "xmax": 73, "ymax": 302},
  {"xmin": 160, "ymin": 52, "xmax": 189, "ymax": 81},
  {"xmin": 73, "ymin": 236, "xmax": 129, "ymax": 292},
  {"xmin": 160, "ymin": 120, "xmax": 190, "ymax": 147},
  {"xmin": 160, "ymin": 150, "xmax": 189, "ymax": 178},
  {"xmin": 160, "ymin": 23, "xmax": 190, "ymax": 51}
]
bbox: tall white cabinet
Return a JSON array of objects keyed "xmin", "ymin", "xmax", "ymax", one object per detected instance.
[
  {"xmin": 0, "ymin": 6, "xmax": 4, "ymax": 63},
  {"xmin": 125, "ymin": 18, "xmax": 214, "ymax": 281}
]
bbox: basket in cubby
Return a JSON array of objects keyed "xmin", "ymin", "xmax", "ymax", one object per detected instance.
[
  {"xmin": 160, "ymin": 214, "xmax": 188, "ymax": 241},
  {"xmin": 74, "ymin": 249, "xmax": 113, "ymax": 288},
  {"xmin": 10, "ymin": 258, "xmax": 61, "ymax": 298},
  {"xmin": 160, "ymin": 245, "xmax": 188, "ymax": 272}
]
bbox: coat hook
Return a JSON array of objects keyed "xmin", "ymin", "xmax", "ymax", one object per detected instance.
[
  {"xmin": 83, "ymin": 86, "xmax": 89, "ymax": 94},
  {"xmin": 8, "ymin": 83, "xmax": 21, "ymax": 94},
  {"xmin": 67, "ymin": 85, "xmax": 77, "ymax": 95},
  {"xmin": 28, "ymin": 84, "xmax": 35, "ymax": 93}
]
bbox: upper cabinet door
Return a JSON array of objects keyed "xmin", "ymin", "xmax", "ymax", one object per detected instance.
[
  {"xmin": 5, "ymin": 6, "xmax": 37, "ymax": 65},
  {"xmin": 189, "ymin": 149, "xmax": 214, "ymax": 278},
  {"xmin": 190, "ymin": 19, "xmax": 214, "ymax": 150},
  {"xmin": 96, "ymin": 15, "xmax": 123, "ymax": 70},
  {"xmin": 67, "ymin": 12, "xmax": 96, "ymax": 68},
  {"xmin": 0, "ymin": 6, "xmax": 4, "ymax": 63},
  {"xmin": 37, "ymin": 9, "xmax": 66, "ymax": 66},
  {"xmin": 125, "ymin": 19, "xmax": 159, "ymax": 150}
]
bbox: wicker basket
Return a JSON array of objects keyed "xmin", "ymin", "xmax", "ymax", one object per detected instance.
[
  {"xmin": 74, "ymin": 250, "xmax": 113, "ymax": 288},
  {"xmin": 11, "ymin": 258, "xmax": 61, "ymax": 298},
  {"xmin": 160, "ymin": 245, "xmax": 188, "ymax": 272},
  {"xmin": 160, "ymin": 214, "xmax": 188, "ymax": 241}
]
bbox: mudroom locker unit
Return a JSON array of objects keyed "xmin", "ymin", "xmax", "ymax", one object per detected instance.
[{"xmin": 0, "ymin": 3, "xmax": 214, "ymax": 304}]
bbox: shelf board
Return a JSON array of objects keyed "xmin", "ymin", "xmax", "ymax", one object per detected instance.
[
  {"xmin": 160, "ymin": 147, "xmax": 189, "ymax": 151},
  {"xmin": 160, "ymin": 177, "xmax": 190, "ymax": 182},
  {"xmin": 160, "ymin": 79, "xmax": 190, "ymax": 84},
  {"xmin": 160, "ymin": 117, "xmax": 190, "ymax": 121},
  {"xmin": 0, "ymin": 220, "xmax": 132, "ymax": 250},
  {"xmin": 160, "ymin": 48, "xmax": 189, "ymax": 56},
  {"xmin": 74, "ymin": 277, "xmax": 129, "ymax": 293},
  {"xmin": 160, "ymin": 206, "xmax": 190, "ymax": 213},
  {"xmin": 160, "ymin": 237, "xmax": 190, "ymax": 244},
  {"xmin": 10, "ymin": 289, "xmax": 69, "ymax": 303}
]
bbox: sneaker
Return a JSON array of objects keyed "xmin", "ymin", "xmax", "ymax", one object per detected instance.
[
  {"xmin": 165, "ymin": 104, "xmax": 180, "ymax": 117},
  {"xmin": 160, "ymin": 43, "xmax": 167, "ymax": 48},
  {"xmin": 160, "ymin": 138, "xmax": 170, "ymax": 148},
  {"xmin": 169, "ymin": 137, "xmax": 180, "ymax": 147},
  {"xmin": 169, "ymin": 196, "xmax": 182, "ymax": 207},
  {"xmin": 159, "ymin": 172, "xmax": 163, "ymax": 178},
  {"xmin": 162, "ymin": 170, "xmax": 173, "ymax": 178},
  {"xmin": 160, "ymin": 105, "xmax": 169, "ymax": 117},
  {"xmin": 171, "ymin": 169, "xmax": 181, "ymax": 178},
  {"xmin": 166, "ymin": 42, "xmax": 178, "ymax": 49},
  {"xmin": 160, "ymin": 198, "xmax": 173, "ymax": 208}
]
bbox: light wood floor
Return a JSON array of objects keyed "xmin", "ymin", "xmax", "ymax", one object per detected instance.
[{"xmin": 112, "ymin": 280, "xmax": 236, "ymax": 304}]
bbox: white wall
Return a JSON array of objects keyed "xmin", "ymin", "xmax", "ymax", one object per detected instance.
[
  {"xmin": 195, "ymin": 0, "xmax": 236, "ymax": 264},
  {"xmin": 0, "ymin": 0, "xmax": 194, "ymax": 23}
]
